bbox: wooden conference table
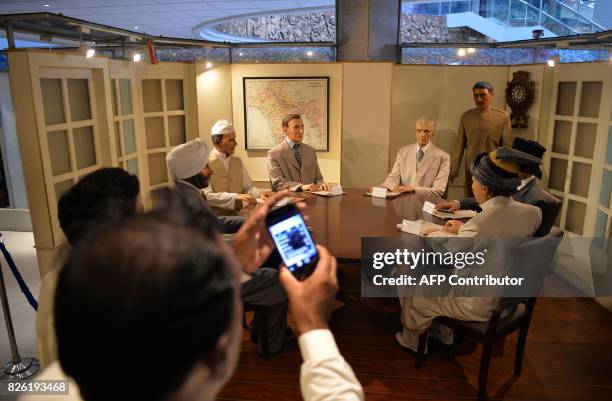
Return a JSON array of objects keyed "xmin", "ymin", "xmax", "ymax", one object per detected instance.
[{"xmin": 261, "ymin": 188, "xmax": 448, "ymax": 263}]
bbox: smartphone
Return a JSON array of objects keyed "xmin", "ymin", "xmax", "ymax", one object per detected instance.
[{"xmin": 265, "ymin": 203, "xmax": 319, "ymax": 277}]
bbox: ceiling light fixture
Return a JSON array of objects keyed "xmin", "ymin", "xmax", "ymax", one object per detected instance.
[
  {"xmin": 547, "ymin": 54, "xmax": 560, "ymax": 67},
  {"xmin": 205, "ymin": 62, "xmax": 213, "ymax": 69},
  {"xmin": 134, "ymin": 26, "xmax": 139, "ymax": 29},
  {"xmin": 467, "ymin": 48, "xmax": 476, "ymax": 54},
  {"xmin": 86, "ymin": 48, "xmax": 95, "ymax": 58},
  {"xmin": 457, "ymin": 48, "xmax": 466, "ymax": 57},
  {"xmin": 133, "ymin": 53, "xmax": 142, "ymax": 62},
  {"xmin": 43, "ymin": 4, "xmax": 50, "ymax": 7},
  {"xmin": 306, "ymin": 51, "xmax": 313, "ymax": 57}
]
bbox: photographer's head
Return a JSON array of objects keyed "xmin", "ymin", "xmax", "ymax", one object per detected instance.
[
  {"xmin": 58, "ymin": 167, "xmax": 140, "ymax": 244},
  {"xmin": 55, "ymin": 193, "xmax": 241, "ymax": 401}
]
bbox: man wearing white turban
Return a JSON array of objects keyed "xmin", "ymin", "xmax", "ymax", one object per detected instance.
[
  {"xmin": 166, "ymin": 140, "xmax": 294, "ymax": 355},
  {"xmin": 205, "ymin": 120, "xmax": 271, "ymax": 216},
  {"xmin": 166, "ymin": 139, "xmax": 244, "ymax": 234}
]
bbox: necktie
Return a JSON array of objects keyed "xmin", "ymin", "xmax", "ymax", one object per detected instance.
[
  {"xmin": 417, "ymin": 148, "xmax": 424, "ymax": 163},
  {"xmin": 294, "ymin": 143, "xmax": 302, "ymax": 168}
]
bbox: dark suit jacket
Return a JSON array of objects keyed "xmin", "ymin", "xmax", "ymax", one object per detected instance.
[{"xmin": 458, "ymin": 178, "xmax": 561, "ymax": 237}]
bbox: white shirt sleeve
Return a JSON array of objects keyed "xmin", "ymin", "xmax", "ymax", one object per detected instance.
[
  {"xmin": 298, "ymin": 329, "xmax": 364, "ymax": 401},
  {"xmin": 202, "ymin": 185, "xmax": 236, "ymax": 210}
]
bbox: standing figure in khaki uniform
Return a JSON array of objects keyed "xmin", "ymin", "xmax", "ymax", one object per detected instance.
[
  {"xmin": 451, "ymin": 81, "xmax": 512, "ymax": 197},
  {"xmin": 267, "ymin": 114, "xmax": 328, "ymax": 192},
  {"xmin": 204, "ymin": 119, "xmax": 271, "ymax": 216}
]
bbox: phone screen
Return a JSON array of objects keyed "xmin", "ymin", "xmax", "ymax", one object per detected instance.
[{"xmin": 267, "ymin": 209, "xmax": 318, "ymax": 275}]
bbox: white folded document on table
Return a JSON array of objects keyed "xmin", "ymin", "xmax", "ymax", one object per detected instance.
[
  {"xmin": 421, "ymin": 201, "xmax": 477, "ymax": 219},
  {"xmin": 397, "ymin": 219, "xmax": 445, "ymax": 237},
  {"xmin": 365, "ymin": 187, "xmax": 402, "ymax": 199},
  {"xmin": 312, "ymin": 184, "xmax": 345, "ymax": 197}
]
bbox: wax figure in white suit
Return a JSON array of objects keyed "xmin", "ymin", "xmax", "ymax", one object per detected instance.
[
  {"xmin": 379, "ymin": 117, "xmax": 450, "ymax": 198},
  {"xmin": 396, "ymin": 147, "xmax": 542, "ymax": 352}
]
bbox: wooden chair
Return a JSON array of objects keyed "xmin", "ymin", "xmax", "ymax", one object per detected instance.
[
  {"xmin": 415, "ymin": 229, "xmax": 564, "ymax": 401},
  {"xmin": 243, "ymin": 303, "xmax": 270, "ymax": 359}
]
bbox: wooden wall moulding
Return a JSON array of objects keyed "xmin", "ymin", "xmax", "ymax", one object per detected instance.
[{"xmin": 505, "ymin": 70, "xmax": 535, "ymax": 129}]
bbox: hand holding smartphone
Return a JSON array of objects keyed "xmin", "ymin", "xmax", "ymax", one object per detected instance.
[{"xmin": 266, "ymin": 203, "xmax": 319, "ymax": 278}]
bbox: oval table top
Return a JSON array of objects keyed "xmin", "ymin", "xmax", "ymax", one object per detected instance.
[{"xmin": 259, "ymin": 188, "xmax": 448, "ymax": 262}]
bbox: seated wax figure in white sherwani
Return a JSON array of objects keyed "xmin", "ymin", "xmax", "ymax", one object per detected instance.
[
  {"xmin": 396, "ymin": 147, "xmax": 542, "ymax": 352},
  {"xmin": 204, "ymin": 120, "xmax": 272, "ymax": 216},
  {"xmin": 379, "ymin": 117, "xmax": 450, "ymax": 198}
]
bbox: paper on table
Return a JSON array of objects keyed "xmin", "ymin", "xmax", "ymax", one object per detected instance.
[
  {"xmin": 366, "ymin": 188, "xmax": 402, "ymax": 198},
  {"xmin": 371, "ymin": 187, "xmax": 388, "ymax": 198},
  {"xmin": 422, "ymin": 201, "xmax": 436, "ymax": 215},
  {"xmin": 312, "ymin": 184, "xmax": 345, "ymax": 197},
  {"xmin": 398, "ymin": 219, "xmax": 445, "ymax": 237}
]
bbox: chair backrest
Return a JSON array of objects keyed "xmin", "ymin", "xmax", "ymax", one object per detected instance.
[{"xmin": 494, "ymin": 229, "xmax": 564, "ymax": 312}]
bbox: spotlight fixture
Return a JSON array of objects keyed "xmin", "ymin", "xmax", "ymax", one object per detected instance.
[
  {"xmin": 86, "ymin": 48, "xmax": 95, "ymax": 58},
  {"xmin": 238, "ymin": 52, "xmax": 243, "ymax": 56},
  {"xmin": 547, "ymin": 55, "xmax": 560, "ymax": 67},
  {"xmin": 467, "ymin": 48, "xmax": 476, "ymax": 54},
  {"xmin": 133, "ymin": 53, "xmax": 142, "ymax": 62},
  {"xmin": 43, "ymin": 4, "xmax": 50, "ymax": 7},
  {"xmin": 457, "ymin": 48, "xmax": 466, "ymax": 57},
  {"xmin": 205, "ymin": 62, "xmax": 213, "ymax": 69},
  {"xmin": 306, "ymin": 50, "xmax": 313, "ymax": 57}
]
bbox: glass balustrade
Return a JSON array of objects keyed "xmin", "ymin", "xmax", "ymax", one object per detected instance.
[{"xmin": 401, "ymin": 0, "xmax": 603, "ymax": 37}]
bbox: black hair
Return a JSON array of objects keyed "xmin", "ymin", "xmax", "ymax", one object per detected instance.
[
  {"xmin": 55, "ymin": 191, "xmax": 231, "ymax": 401},
  {"xmin": 472, "ymin": 81, "xmax": 494, "ymax": 93},
  {"xmin": 57, "ymin": 168, "xmax": 140, "ymax": 244}
]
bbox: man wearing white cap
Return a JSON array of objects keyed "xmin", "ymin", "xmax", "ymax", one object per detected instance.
[
  {"xmin": 205, "ymin": 119, "xmax": 271, "ymax": 216},
  {"xmin": 166, "ymin": 138, "xmax": 243, "ymax": 234}
]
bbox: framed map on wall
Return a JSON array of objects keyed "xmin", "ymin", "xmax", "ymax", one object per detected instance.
[{"xmin": 243, "ymin": 77, "xmax": 329, "ymax": 151}]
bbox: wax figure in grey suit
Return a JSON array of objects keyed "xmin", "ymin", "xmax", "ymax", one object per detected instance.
[
  {"xmin": 167, "ymin": 139, "xmax": 292, "ymax": 355},
  {"xmin": 396, "ymin": 148, "xmax": 542, "ymax": 352},
  {"xmin": 438, "ymin": 138, "xmax": 561, "ymax": 237},
  {"xmin": 267, "ymin": 114, "xmax": 326, "ymax": 192},
  {"xmin": 379, "ymin": 117, "xmax": 450, "ymax": 198}
]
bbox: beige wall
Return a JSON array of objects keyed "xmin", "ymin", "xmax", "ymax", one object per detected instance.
[
  {"xmin": 341, "ymin": 62, "xmax": 393, "ymax": 187},
  {"xmin": 196, "ymin": 63, "xmax": 233, "ymax": 147}
]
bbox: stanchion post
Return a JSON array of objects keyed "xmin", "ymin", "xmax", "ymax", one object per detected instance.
[{"xmin": 0, "ymin": 233, "xmax": 39, "ymax": 380}]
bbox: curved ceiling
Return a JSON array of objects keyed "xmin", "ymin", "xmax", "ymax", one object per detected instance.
[{"xmin": 0, "ymin": 0, "xmax": 335, "ymax": 39}]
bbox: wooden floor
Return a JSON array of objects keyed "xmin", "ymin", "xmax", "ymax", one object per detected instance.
[{"xmin": 219, "ymin": 265, "xmax": 612, "ymax": 401}]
